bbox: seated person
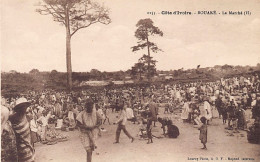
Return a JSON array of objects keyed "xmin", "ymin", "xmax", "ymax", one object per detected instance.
[{"xmin": 167, "ymin": 120, "xmax": 180, "ymax": 138}]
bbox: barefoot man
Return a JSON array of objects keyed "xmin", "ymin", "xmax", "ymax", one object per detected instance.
[{"xmin": 76, "ymin": 98, "xmax": 103, "ymax": 162}]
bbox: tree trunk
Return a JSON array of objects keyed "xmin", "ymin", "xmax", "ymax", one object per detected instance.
[
  {"xmin": 65, "ymin": 7, "xmax": 72, "ymax": 91},
  {"xmin": 66, "ymin": 31, "xmax": 72, "ymax": 91},
  {"xmin": 146, "ymin": 37, "xmax": 151, "ymax": 81}
]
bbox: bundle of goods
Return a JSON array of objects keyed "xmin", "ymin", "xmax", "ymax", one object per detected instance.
[{"xmin": 43, "ymin": 124, "xmax": 69, "ymax": 145}]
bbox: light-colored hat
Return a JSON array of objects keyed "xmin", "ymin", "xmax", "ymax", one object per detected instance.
[{"xmin": 13, "ymin": 97, "xmax": 30, "ymax": 111}]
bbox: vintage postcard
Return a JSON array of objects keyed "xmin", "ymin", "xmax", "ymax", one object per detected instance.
[{"xmin": 1, "ymin": 0, "xmax": 260, "ymax": 162}]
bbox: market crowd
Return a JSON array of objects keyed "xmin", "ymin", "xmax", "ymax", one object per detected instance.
[{"xmin": 1, "ymin": 74, "xmax": 260, "ymax": 162}]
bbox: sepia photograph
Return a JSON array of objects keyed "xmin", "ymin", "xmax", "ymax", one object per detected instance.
[{"xmin": 1, "ymin": 0, "xmax": 260, "ymax": 162}]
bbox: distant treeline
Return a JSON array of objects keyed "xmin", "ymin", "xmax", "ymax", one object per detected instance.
[{"xmin": 1, "ymin": 64, "xmax": 260, "ymax": 97}]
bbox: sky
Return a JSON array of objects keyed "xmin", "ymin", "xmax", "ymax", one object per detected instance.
[{"xmin": 1, "ymin": 0, "xmax": 260, "ymax": 73}]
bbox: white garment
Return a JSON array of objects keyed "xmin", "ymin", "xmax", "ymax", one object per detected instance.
[
  {"xmin": 97, "ymin": 108, "xmax": 105, "ymax": 119},
  {"xmin": 117, "ymin": 110, "xmax": 128, "ymax": 125},
  {"xmin": 126, "ymin": 108, "xmax": 134, "ymax": 119},
  {"xmin": 37, "ymin": 113, "xmax": 51, "ymax": 127},
  {"xmin": 176, "ymin": 91, "xmax": 181, "ymax": 99},
  {"xmin": 37, "ymin": 106, "xmax": 45, "ymax": 114},
  {"xmin": 56, "ymin": 119, "xmax": 63, "ymax": 128},
  {"xmin": 181, "ymin": 102, "xmax": 190, "ymax": 120},
  {"xmin": 229, "ymin": 96, "xmax": 235, "ymax": 101},
  {"xmin": 30, "ymin": 119, "xmax": 38, "ymax": 132},
  {"xmin": 203, "ymin": 101, "xmax": 212, "ymax": 120},
  {"xmin": 1, "ymin": 105, "xmax": 9, "ymax": 135},
  {"xmin": 68, "ymin": 111, "xmax": 75, "ymax": 120},
  {"xmin": 251, "ymin": 100, "xmax": 256, "ymax": 107},
  {"xmin": 215, "ymin": 90, "xmax": 220, "ymax": 96}
]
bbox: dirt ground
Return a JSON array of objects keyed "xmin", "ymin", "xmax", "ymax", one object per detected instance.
[{"xmin": 35, "ymin": 108, "xmax": 260, "ymax": 162}]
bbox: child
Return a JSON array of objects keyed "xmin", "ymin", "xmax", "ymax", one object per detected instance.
[{"xmin": 198, "ymin": 117, "xmax": 207, "ymax": 149}]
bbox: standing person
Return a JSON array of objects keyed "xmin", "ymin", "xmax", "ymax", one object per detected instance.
[
  {"xmin": 247, "ymin": 94, "xmax": 253, "ymax": 109},
  {"xmin": 67, "ymin": 104, "xmax": 76, "ymax": 129},
  {"xmin": 146, "ymin": 119, "xmax": 153, "ymax": 144},
  {"xmin": 215, "ymin": 95, "xmax": 223, "ymax": 118},
  {"xmin": 222, "ymin": 103, "xmax": 228, "ymax": 124},
  {"xmin": 181, "ymin": 99, "xmax": 190, "ymax": 122},
  {"xmin": 103, "ymin": 106, "xmax": 111, "ymax": 125},
  {"xmin": 227, "ymin": 101, "xmax": 236, "ymax": 129},
  {"xmin": 28, "ymin": 113, "xmax": 38, "ymax": 148},
  {"xmin": 148, "ymin": 98, "xmax": 159, "ymax": 127},
  {"xmin": 1, "ymin": 102, "xmax": 18, "ymax": 162},
  {"xmin": 237, "ymin": 103, "xmax": 247, "ymax": 130},
  {"xmin": 198, "ymin": 117, "xmax": 208, "ymax": 150},
  {"xmin": 37, "ymin": 110, "xmax": 51, "ymax": 142},
  {"xmin": 97, "ymin": 104, "xmax": 105, "ymax": 124},
  {"xmin": 113, "ymin": 102, "xmax": 134, "ymax": 144},
  {"xmin": 9, "ymin": 98, "xmax": 35, "ymax": 162},
  {"xmin": 54, "ymin": 101, "xmax": 63, "ymax": 119},
  {"xmin": 76, "ymin": 98, "xmax": 103, "ymax": 162},
  {"xmin": 164, "ymin": 102, "xmax": 169, "ymax": 114}
]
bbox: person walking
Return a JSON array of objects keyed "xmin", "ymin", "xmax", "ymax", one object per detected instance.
[
  {"xmin": 113, "ymin": 102, "xmax": 134, "ymax": 144},
  {"xmin": 76, "ymin": 98, "xmax": 103, "ymax": 162}
]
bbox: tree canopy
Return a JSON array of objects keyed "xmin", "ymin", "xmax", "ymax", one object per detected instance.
[
  {"xmin": 131, "ymin": 18, "xmax": 163, "ymax": 81},
  {"xmin": 132, "ymin": 18, "xmax": 163, "ymax": 53},
  {"xmin": 36, "ymin": 0, "xmax": 111, "ymax": 37},
  {"xmin": 36, "ymin": 0, "xmax": 111, "ymax": 90}
]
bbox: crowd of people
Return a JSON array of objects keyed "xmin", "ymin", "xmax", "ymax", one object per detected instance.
[
  {"xmin": 179, "ymin": 75, "xmax": 260, "ymax": 132},
  {"xmin": 1, "ymin": 74, "xmax": 260, "ymax": 162}
]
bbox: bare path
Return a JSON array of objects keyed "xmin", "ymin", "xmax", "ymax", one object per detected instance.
[{"xmin": 35, "ymin": 109, "xmax": 260, "ymax": 162}]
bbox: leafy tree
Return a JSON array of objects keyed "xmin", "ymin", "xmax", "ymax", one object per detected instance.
[
  {"xmin": 9, "ymin": 70, "xmax": 18, "ymax": 74},
  {"xmin": 51, "ymin": 69, "xmax": 58, "ymax": 74},
  {"xmin": 50, "ymin": 69, "xmax": 58, "ymax": 79},
  {"xmin": 111, "ymin": 71, "xmax": 125, "ymax": 81},
  {"xmin": 131, "ymin": 18, "xmax": 163, "ymax": 81},
  {"xmin": 90, "ymin": 69, "xmax": 102, "ymax": 80},
  {"xmin": 249, "ymin": 67, "xmax": 254, "ymax": 72},
  {"xmin": 131, "ymin": 62, "xmax": 145, "ymax": 80},
  {"xmin": 131, "ymin": 54, "xmax": 157, "ymax": 80},
  {"xmin": 29, "ymin": 69, "xmax": 40, "ymax": 75},
  {"xmin": 222, "ymin": 64, "xmax": 234, "ymax": 70},
  {"xmin": 36, "ymin": 0, "xmax": 111, "ymax": 91},
  {"xmin": 101, "ymin": 71, "xmax": 108, "ymax": 80},
  {"xmin": 139, "ymin": 54, "xmax": 157, "ymax": 78}
]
